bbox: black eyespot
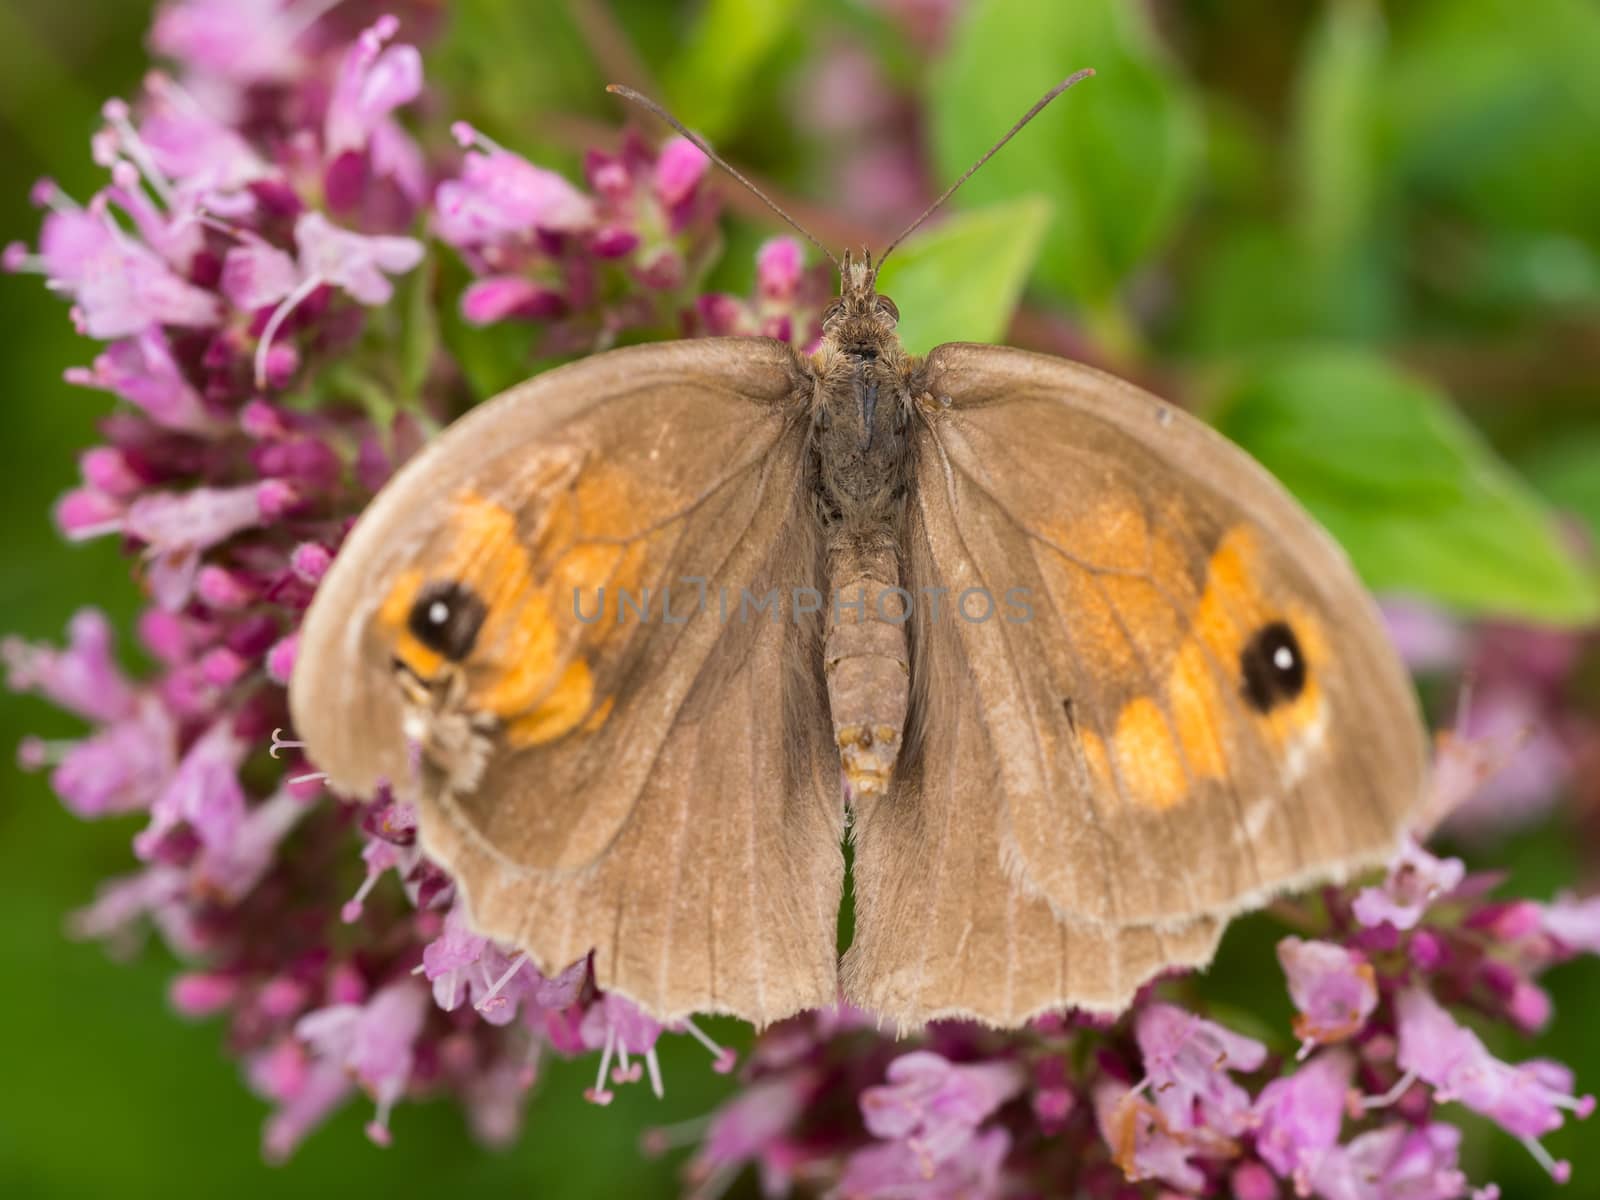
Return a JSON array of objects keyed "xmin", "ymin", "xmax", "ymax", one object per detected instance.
[
  {"xmin": 407, "ymin": 580, "xmax": 487, "ymax": 662},
  {"xmin": 1240, "ymin": 621, "xmax": 1307, "ymax": 712}
]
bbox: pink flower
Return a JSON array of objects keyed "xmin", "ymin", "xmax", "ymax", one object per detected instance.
[
  {"xmin": 136, "ymin": 73, "xmax": 271, "ymax": 202},
  {"xmin": 1396, "ymin": 986, "xmax": 1593, "ymax": 1173},
  {"xmin": 419, "ymin": 903, "xmax": 580, "ymax": 1026},
  {"xmin": 1134, "ymin": 1003, "xmax": 1267, "ymax": 1137},
  {"xmin": 324, "ymin": 17, "xmax": 423, "ymax": 159},
  {"xmin": 44, "ymin": 699, "xmax": 177, "ymax": 818},
  {"xmin": 1308, "ymin": 1122, "xmax": 1474, "ymax": 1200},
  {"xmin": 150, "ymin": 0, "xmax": 323, "ymax": 87},
  {"xmin": 121, "ymin": 481, "xmax": 298, "ymax": 607},
  {"xmin": 1352, "ymin": 837, "xmax": 1466, "ymax": 931},
  {"xmin": 685, "ymin": 1072, "xmax": 814, "ymax": 1196},
  {"xmin": 1095, "ymin": 1080, "xmax": 1235, "ymax": 1192},
  {"xmin": 1381, "ymin": 599, "xmax": 1468, "ymax": 672},
  {"xmin": 435, "ymin": 128, "xmax": 597, "ymax": 245},
  {"xmin": 1543, "ymin": 893, "xmax": 1600, "ymax": 953},
  {"xmin": 836, "ymin": 1125, "xmax": 1010, "ymax": 1200},
  {"xmin": 63, "ymin": 330, "xmax": 214, "ymax": 432},
  {"xmin": 579, "ymin": 993, "xmax": 665, "ymax": 1104},
  {"xmin": 295, "ymin": 981, "xmax": 429, "ymax": 1147},
  {"xmin": 221, "ymin": 235, "xmax": 301, "ymax": 310},
  {"xmin": 2, "ymin": 609, "xmax": 136, "ymax": 723},
  {"xmin": 1253, "ymin": 1049, "xmax": 1354, "ymax": 1187},
  {"xmin": 323, "ymin": 16, "xmax": 426, "ymax": 207},
  {"xmin": 244, "ymin": 212, "xmax": 423, "ymax": 386},
  {"xmin": 459, "ymin": 276, "xmax": 565, "ymax": 325},
  {"xmin": 1279, "ymin": 937, "xmax": 1379, "ymax": 1055},
  {"xmin": 652, "ymin": 136, "xmax": 710, "ymax": 208},
  {"xmin": 858, "ymin": 1051, "xmax": 1024, "ymax": 1174},
  {"xmin": 60, "ymin": 211, "xmax": 221, "ymax": 338},
  {"xmin": 192, "ymin": 788, "xmax": 308, "ymax": 901},
  {"xmin": 133, "ymin": 719, "xmax": 248, "ymax": 861}
]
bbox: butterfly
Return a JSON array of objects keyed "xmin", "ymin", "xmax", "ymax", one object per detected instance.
[{"xmin": 289, "ymin": 73, "xmax": 1427, "ymax": 1030}]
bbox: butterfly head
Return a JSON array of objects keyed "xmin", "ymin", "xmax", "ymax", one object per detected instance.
[{"xmin": 821, "ymin": 248, "xmax": 900, "ymax": 356}]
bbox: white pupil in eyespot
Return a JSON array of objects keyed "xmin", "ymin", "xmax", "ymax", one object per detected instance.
[
  {"xmin": 1273, "ymin": 644, "xmax": 1295, "ymax": 671},
  {"xmin": 428, "ymin": 600, "xmax": 450, "ymax": 626}
]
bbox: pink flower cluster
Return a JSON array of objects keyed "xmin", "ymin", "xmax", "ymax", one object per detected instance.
[
  {"xmin": 437, "ymin": 120, "xmax": 717, "ymax": 351},
  {"xmin": 4, "ymin": 1, "xmax": 741, "ymax": 1160},
  {"xmin": 7, "ymin": 4, "xmax": 1600, "ymax": 1196},
  {"xmin": 675, "ymin": 809, "xmax": 1599, "ymax": 1197}
]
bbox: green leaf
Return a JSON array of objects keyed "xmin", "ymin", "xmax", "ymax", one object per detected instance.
[
  {"xmin": 929, "ymin": 0, "xmax": 1201, "ymax": 313},
  {"xmin": 1293, "ymin": 0, "xmax": 1385, "ymax": 267},
  {"xmin": 397, "ymin": 253, "xmax": 439, "ymax": 404},
  {"xmin": 1523, "ymin": 432, "xmax": 1600, "ymax": 544},
  {"xmin": 1211, "ymin": 351, "xmax": 1600, "ymax": 625},
  {"xmin": 873, "ymin": 198, "xmax": 1051, "ymax": 355},
  {"xmin": 664, "ymin": 0, "xmax": 803, "ymax": 140},
  {"xmin": 1380, "ymin": 0, "xmax": 1600, "ymax": 251}
]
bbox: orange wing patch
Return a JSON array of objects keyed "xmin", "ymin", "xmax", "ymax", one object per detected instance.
[
  {"xmin": 374, "ymin": 479, "xmax": 642, "ymax": 747},
  {"xmin": 1113, "ymin": 697, "xmax": 1187, "ymax": 811},
  {"xmin": 1101, "ymin": 524, "xmax": 1331, "ymax": 810}
]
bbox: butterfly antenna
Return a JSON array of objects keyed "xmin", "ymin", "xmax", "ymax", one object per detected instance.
[
  {"xmin": 606, "ymin": 84, "xmax": 841, "ymax": 272},
  {"xmin": 874, "ymin": 68, "xmax": 1095, "ymax": 278}
]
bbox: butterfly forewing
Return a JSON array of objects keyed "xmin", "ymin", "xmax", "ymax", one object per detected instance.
[{"xmin": 291, "ymin": 339, "xmax": 844, "ymax": 1023}]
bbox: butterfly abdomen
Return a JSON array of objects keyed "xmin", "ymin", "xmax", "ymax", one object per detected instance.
[{"xmin": 824, "ymin": 538, "xmax": 910, "ymax": 801}]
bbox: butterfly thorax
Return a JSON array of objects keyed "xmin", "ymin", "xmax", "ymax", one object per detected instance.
[{"xmin": 809, "ymin": 251, "xmax": 916, "ymax": 523}]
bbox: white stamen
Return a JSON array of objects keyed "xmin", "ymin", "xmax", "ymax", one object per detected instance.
[
  {"xmin": 587, "ymin": 1025, "xmax": 617, "ymax": 1104},
  {"xmin": 254, "ymin": 273, "xmax": 323, "ymax": 389},
  {"xmin": 475, "ymin": 952, "xmax": 528, "ymax": 1011},
  {"xmin": 449, "ymin": 121, "xmax": 505, "ymax": 155},
  {"xmin": 35, "ymin": 180, "xmax": 82, "ymax": 217},
  {"xmin": 6, "ymin": 250, "xmax": 47, "ymax": 274},
  {"xmin": 20, "ymin": 737, "xmax": 78, "ymax": 766},
  {"xmin": 101, "ymin": 100, "xmax": 176, "ymax": 207},
  {"xmin": 1362, "ymin": 1068, "xmax": 1418, "ymax": 1110},
  {"xmin": 342, "ymin": 871, "xmax": 381, "ymax": 922},
  {"xmin": 645, "ymin": 1047, "xmax": 664, "ymax": 1099},
  {"xmin": 409, "ymin": 962, "xmax": 426, "ymax": 975},
  {"xmin": 268, "ymin": 728, "xmax": 304, "ymax": 759},
  {"xmin": 613, "ymin": 1039, "xmax": 641, "ymax": 1086},
  {"xmin": 62, "ymin": 516, "xmax": 127, "ymax": 540},
  {"xmin": 364, "ymin": 1097, "xmax": 394, "ymax": 1147},
  {"xmin": 289, "ymin": 770, "xmax": 327, "ymax": 785},
  {"xmin": 680, "ymin": 1016, "xmax": 723, "ymax": 1057},
  {"xmin": 1520, "ymin": 1133, "xmax": 1568, "ymax": 1181},
  {"xmin": 646, "ymin": 1115, "xmax": 713, "ymax": 1149}
]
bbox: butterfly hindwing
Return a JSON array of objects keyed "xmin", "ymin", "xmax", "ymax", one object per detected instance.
[
  {"xmin": 893, "ymin": 343, "xmax": 1428, "ymax": 934},
  {"xmin": 843, "ymin": 520, "xmax": 1223, "ymax": 1027}
]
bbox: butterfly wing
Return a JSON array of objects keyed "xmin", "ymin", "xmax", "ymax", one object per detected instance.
[
  {"xmin": 843, "ymin": 549, "xmax": 1222, "ymax": 1026},
  {"xmin": 291, "ymin": 339, "xmax": 842, "ymax": 1024},
  {"xmin": 845, "ymin": 343, "xmax": 1426, "ymax": 1023}
]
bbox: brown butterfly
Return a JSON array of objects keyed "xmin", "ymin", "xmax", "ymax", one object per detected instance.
[{"xmin": 290, "ymin": 72, "xmax": 1427, "ymax": 1031}]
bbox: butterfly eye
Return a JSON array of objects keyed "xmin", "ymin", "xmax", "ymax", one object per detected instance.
[
  {"xmin": 874, "ymin": 295, "xmax": 899, "ymax": 326},
  {"xmin": 407, "ymin": 580, "xmax": 487, "ymax": 662},
  {"xmin": 1240, "ymin": 621, "xmax": 1307, "ymax": 712},
  {"xmin": 822, "ymin": 299, "xmax": 845, "ymax": 326}
]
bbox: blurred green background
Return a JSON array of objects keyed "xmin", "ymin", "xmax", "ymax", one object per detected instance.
[{"xmin": 2, "ymin": 1, "xmax": 1598, "ymax": 1197}]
